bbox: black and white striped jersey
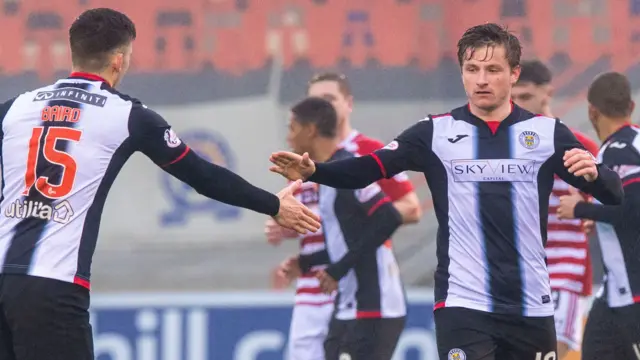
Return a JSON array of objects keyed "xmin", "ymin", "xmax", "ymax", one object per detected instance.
[
  {"xmin": 308, "ymin": 104, "xmax": 623, "ymax": 317},
  {"xmin": 0, "ymin": 73, "xmax": 279, "ymax": 289},
  {"xmin": 574, "ymin": 124, "xmax": 640, "ymax": 308},
  {"xmin": 313, "ymin": 148, "xmax": 404, "ymax": 320}
]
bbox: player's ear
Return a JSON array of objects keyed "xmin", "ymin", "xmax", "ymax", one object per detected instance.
[
  {"xmin": 510, "ymin": 65, "xmax": 521, "ymax": 85},
  {"xmin": 111, "ymin": 52, "xmax": 124, "ymax": 73},
  {"xmin": 629, "ymin": 100, "xmax": 635, "ymax": 115}
]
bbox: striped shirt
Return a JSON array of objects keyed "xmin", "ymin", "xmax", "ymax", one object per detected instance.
[{"xmin": 546, "ymin": 129, "xmax": 599, "ymax": 296}]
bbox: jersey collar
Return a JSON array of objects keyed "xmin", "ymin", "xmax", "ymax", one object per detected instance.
[
  {"xmin": 462, "ymin": 101, "xmax": 520, "ymax": 132},
  {"xmin": 68, "ymin": 72, "xmax": 112, "ymax": 86},
  {"xmin": 602, "ymin": 122, "xmax": 637, "ymax": 145}
]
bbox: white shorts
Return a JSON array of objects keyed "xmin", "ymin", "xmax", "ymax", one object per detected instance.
[
  {"xmin": 552, "ymin": 289, "xmax": 585, "ymax": 351},
  {"xmin": 287, "ymin": 302, "xmax": 334, "ymax": 360}
]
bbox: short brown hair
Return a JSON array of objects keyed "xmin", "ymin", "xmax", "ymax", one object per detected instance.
[
  {"xmin": 307, "ymin": 72, "xmax": 352, "ymax": 96},
  {"xmin": 70, "ymin": 8, "xmax": 137, "ymax": 71},
  {"xmin": 457, "ymin": 23, "xmax": 522, "ymax": 69},
  {"xmin": 290, "ymin": 97, "xmax": 338, "ymax": 138},
  {"xmin": 587, "ymin": 72, "xmax": 633, "ymax": 118}
]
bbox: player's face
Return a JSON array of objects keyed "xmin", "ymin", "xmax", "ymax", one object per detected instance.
[
  {"xmin": 461, "ymin": 45, "xmax": 520, "ymax": 113},
  {"xmin": 512, "ymin": 82, "xmax": 551, "ymax": 114},
  {"xmin": 307, "ymin": 81, "xmax": 352, "ymax": 125},
  {"xmin": 286, "ymin": 115, "xmax": 312, "ymax": 155}
]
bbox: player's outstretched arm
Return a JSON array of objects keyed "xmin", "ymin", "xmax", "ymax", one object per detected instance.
[
  {"xmin": 553, "ymin": 121, "xmax": 623, "ymax": 205},
  {"xmin": 269, "ymin": 120, "xmax": 430, "ymax": 189},
  {"xmin": 128, "ymin": 105, "xmax": 320, "ymax": 234}
]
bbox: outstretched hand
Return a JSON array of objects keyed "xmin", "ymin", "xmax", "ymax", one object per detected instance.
[
  {"xmin": 272, "ymin": 179, "xmax": 321, "ymax": 235},
  {"xmin": 269, "ymin": 151, "xmax": 316, "ymax": 181}
]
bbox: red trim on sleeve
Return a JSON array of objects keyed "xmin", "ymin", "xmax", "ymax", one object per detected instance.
[
  {"xmin": 367, "ymin": 196, "xmax": 391, "ymax": 216},
  {"xmin": 73, "ymin": 276, "xmax": 91, "ymax": 290},
  {"xmin": 369, "ymin": 153, "xmax": 387, "ymax": 178},
  {"xmin": 623, "ymin": 178, "xmax": 640, "ymax": 187},
  {"xmin": 162, "ymin": 146, "xmax": 190, "ymax": 167},
  {"xmin": 433, "ymin": 300, "xmax": 445, "ymax": 311}
]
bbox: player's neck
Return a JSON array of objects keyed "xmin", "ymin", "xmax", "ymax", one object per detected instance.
[
  {"xmin": 336, "ymin": 120, "xmax": 353, "ymax": 143},
  {"xmin": 597, "ymin": 117, "xmax": 632, "ymax": 142},
  {"xmin": 469, "ymin": 100, "xmax": 513, "ymax": 122},
  {"xmin": 311, "ymin": 138, "xmax": 341, "ymax": 163},
  {"xmin": 541, "ymin": 104, "xmax": 554, "ymax": 118},
  {"xmin": 70, "ymin": 67, "xmax": 114, "ymax": 87}
]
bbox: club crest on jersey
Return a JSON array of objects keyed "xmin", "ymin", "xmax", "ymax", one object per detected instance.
[
  {"xmin": 164, "ymin": 128, "xmax": 182, "ymax": 148},
  {"xmin": 160, "ymin": 130, "xmax": 240, "ymax": 226},
  {"xmin": 383, "ymin": 140, "xmax": 398, "ymax": 150},
  {"xmin": 519, "ymin": 131, "xmax": 540, "ymax": 150},
  {"xmin": 448, "ymin": 348, "xmax": 466, "ymax": 360}
]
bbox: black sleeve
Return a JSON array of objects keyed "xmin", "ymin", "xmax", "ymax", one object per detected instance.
[
  {"xmin": 323, "ymin": 183, "xmax": 403, "ymax": 281},
  {"xmin": 308, "ymin": 120, "xmax": 431, "ymax": 189},
  {"xmin": 298, "ymin": 252, "xmax": 329, "ymax": 274},
  {"xmin": 552, "ymin": 120, "xmax": 623, "ymax": 205},
  {"xmin": 574, "ymin": 174, "xmax": 640, "ymax": 224},
  {"xmin": 573, "ymin": 182, "xmax": 640, "ymax": 226},
  {"xmin": 128, "ymin": 104, "xmax": 280, "ymax": 216}
]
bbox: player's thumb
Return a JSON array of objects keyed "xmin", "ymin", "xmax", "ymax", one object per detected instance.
[
  {"xmin": 302, "ymin": 152, "xmax": 311, "ymax": 164},
  {"xmin": 288, "ymin": 179, "xmax": 302, "ymax": 192}
]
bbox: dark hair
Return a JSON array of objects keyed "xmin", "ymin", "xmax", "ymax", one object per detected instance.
[
  {"xmin": 69, "ymin": 8, "xmax": 137, "ymax": 71},
  {"xmin": 457, "ymin": 23, "xmax": 521, "ymax": 69},
  {"xmin": 307, "ymin": 72, "xmax": 352, "ymax": 96},
  {"xmin": 587, "ymin": 72, "xmax": 633, "ymax": 118},
  {"xmin": 517, "ymin": 60, "xmax": 552, "ymax": 86},
  {"xmin": 291, "ymin": 97, "xmax": 338, "ymax": 138}
]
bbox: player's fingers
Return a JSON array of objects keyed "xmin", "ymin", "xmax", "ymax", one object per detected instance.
[
  {"xmin": 563, "ymin": 153, "xmax": 587, "ymax": 168},
  {"xmin": 574, "ymin": 167, "xmax": 596, "ymax": 178},
  {"xmin": 562, "ymin": 148, "xmax": 583, "ymax": 161},
  {"xmin": 292, "ymin": 224, "xmax": 307, "ymax": 235},
  {"xmin": 300, "ymin": 214, "xmax": 321, "ymax": 232},
  {"xmin": 302, "ymin": 206, "xmax": 321, "ymax": 223},
  {"xmin": 269, "ymin": 165, "xmax": 284, "ymax": 174},
  {"xmin": 567, "ymin": 159, "xmax": 591, "ymax": 173}
]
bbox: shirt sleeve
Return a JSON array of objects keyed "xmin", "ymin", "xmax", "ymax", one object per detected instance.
[
  {"xmin": 552, "ymin": 119, "xmax": 623, "ymax": 205},
  {"xmin": 128, "ymin": 104, "xmax": 280, "ymax": 216},
  {"xmin": 323, "ymin": 183, "xmax": 403, "ymax": 281},
  {"xmin": 308, "ymin": 120, "xmax": 431, "ymax": 189},
  {"xmin": 574, "ymin": 181, "xmax": 640, "ymax": 224}
]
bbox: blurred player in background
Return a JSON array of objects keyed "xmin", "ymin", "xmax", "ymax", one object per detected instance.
[
  {"xmin": 556, "ymin": 72, "xmax": 640, "ymax": 360},
  {"xmin": 512, "ymin": 60, "xmax": 599, "ymax": 359},
  {"xmin": 0, "ymin": 8, "xmax": 320, "ymax": 360},
  {"xmin": 279, "ymin": 96, "xmax": 409, "ymax": 360},
  {"xmin": 265, "ymin": 73, "xmax": 421, "ymax": 360}
]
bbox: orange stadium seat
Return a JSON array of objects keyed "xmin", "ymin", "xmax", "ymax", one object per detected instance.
[
  {"xmin": 409, "ymin": 0, "xmax": 446, "ymax": 70},
  {"xmin": 369, "ymin": 0, "xmax": 415, "ymax": 67},
  {"xmin": 0, "ymin": 1, "xmax": 25, "ymax": 74},
  {"xmin": 5, "ymin": 0, "xmax": 640, "ymax": 78},
  {"xmin": 303, "ymin": 0, "xmax": 346, "ymax": 68}
]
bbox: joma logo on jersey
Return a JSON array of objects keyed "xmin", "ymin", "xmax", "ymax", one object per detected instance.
[
  {"xmin": 4, "ymin": 199, "xmax": 74, "ymax": 224},
  {"xmin": 34, "ymin": 88, "xmax": 107, "ymax": 107},
  {"xmin": 451, "ymin": 159, "xmax": 536, "ymax": 182}
]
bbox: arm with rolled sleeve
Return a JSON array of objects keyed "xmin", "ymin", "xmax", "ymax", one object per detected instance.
[{"xmin": 128, "ymin": 104, "xmax": 280, "ymax": 216}]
